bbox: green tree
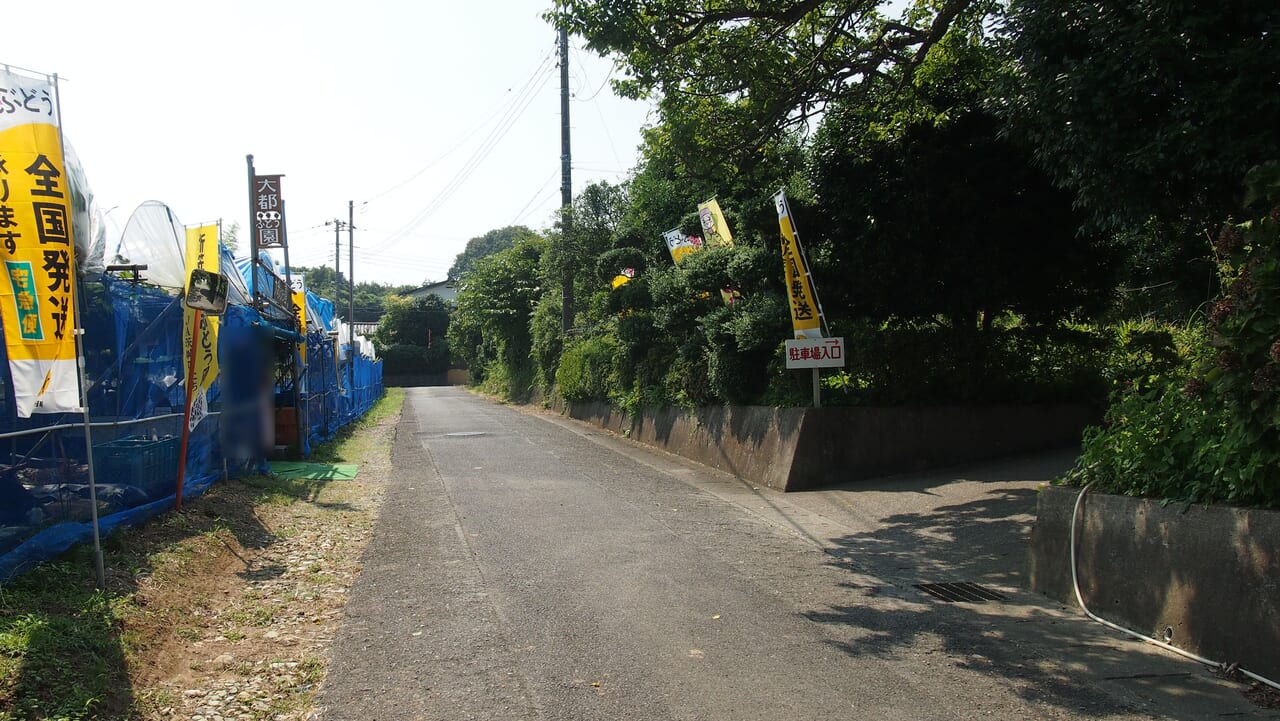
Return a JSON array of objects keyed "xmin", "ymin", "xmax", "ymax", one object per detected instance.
[
  {"xmin": 447, "ymin": 234, "xmax": 547, "ymax": 394},
  {"xmin": 549, "ymin": 0, "xmax": 988, "ymax": 147},
  {"xmin": 810, "ymin": 63, "xmax": 1117, "ymax": 328},
  {"xmin": 290, "ymin": 265, "xmax": 349, "ymax": 317},
  {"xmin": 222, "ymin": 221, "xmax": 240, "ymax": 254},
  {"xmin": 448, "ymin": 225, "xmax": 542, "ymax": 280},
  {"xmin": 1000, "ymin": 0, "xmax": 1280, "ymax": 232},
  {"xmin": 373, "ymin": 294, "xmax": 452, "ymax": 350}
]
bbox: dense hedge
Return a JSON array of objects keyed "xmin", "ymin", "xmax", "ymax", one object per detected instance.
[{"xmin": 1066, "ymin": 165, "xmax": 1280, "ymax": 508}]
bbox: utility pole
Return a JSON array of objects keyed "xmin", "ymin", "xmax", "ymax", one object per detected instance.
[{"xmin": 559, "ymin": 26, "xmax": 574, "ymax": 334}]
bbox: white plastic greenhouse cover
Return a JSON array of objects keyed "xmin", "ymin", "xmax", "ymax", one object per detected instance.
[
  {"xmin": 113, "ymin": 201, "xmax": 187, "ymax": 289},
  {"xmin": 63, "ymin": 140, "xmax": 106, "ymax": 275}
]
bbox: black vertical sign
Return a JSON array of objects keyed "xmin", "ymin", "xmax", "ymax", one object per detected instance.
[{"xmin": 252, "ymin": 174, "xmax": 286, "ymax": 249}]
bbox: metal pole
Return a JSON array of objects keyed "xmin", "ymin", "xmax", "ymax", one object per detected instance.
[
  {"xmin": 347, "ymin": 201, "xmax": 355, "ymax": 403},
  {"xmin": 812, "ymin": 368, "xmax": 821, "ymax": 408},
  {"xmin": 559, "ymin": 27, "xmax": 574, "ymax": 334},
  {"xmin": 246, "ymin": 155, "xmax": 257, "ymax": 307},
  {"xmin": 334, "ymin": 219, "xmax": 341, "ymax": 279},
  {"xmin": 54, "ymin": 73, "xmax": 105, "ymax": 589},
  {"xmin": 281, "ymin": 199, "xmax": 293, "ymax": 316},
  {"xmin": 175, "ymin": 308, "xmax": 202, "ymax": 511}
]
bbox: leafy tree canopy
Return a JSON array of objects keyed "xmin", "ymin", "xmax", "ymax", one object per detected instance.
[
  {"xmin": 999, "ymin": 0, "xmax": 1280, "ymax": 233},
  {"xmin": 809, "ymin": 23, "xmax": 1123, "ymax": 328},
  {"xmin": 547, "ymin": 0, "xmax": 987, "ymax": 148},
  {"xmin": 448, "ymin": 234, "xmax": 548, "ymax": 375},
  {"xmin": 448, "ymin": 225, "xmax": 542, "ymax": 280},
  {"xmin": 372, "ymin": 293, "xmax": 452, "ymax": 350},
  {"xmin": 291, "ymin": 265, "xmax": 417, "ymax": 322}
]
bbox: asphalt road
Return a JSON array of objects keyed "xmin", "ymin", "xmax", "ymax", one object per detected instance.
[{"xmin": 315, "ymin": 387, "xmax": 1275, "ymax": 720}]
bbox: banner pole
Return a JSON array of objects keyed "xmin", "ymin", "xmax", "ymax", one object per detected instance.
[
  {"xmin": 246, "ymin": 155, "xmax": 257, "ymax": 307},
  {"xmin": 51, "ymin": 74, "xmax": 105, "ymax": 589},
  {"xmin": 812, "ymin": 368, "xmax": 821, "ymax": 408},
  {"xmin": 175, "ymin": 308, "xmax": 201, "ymax": 511}
]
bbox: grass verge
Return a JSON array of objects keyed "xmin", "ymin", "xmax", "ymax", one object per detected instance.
[{"xmin": 0, "ymin": 387, "xmax": 404, "ymax": 720}]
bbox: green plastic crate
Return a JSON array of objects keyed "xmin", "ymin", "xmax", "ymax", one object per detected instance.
[{"xmin": 92, "ymin": 435, "xmax": 179, "ymax": 497}]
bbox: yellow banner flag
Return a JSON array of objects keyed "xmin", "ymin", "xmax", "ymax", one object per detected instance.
[
  {"xmin": 774, "ymin": 189, "xmax": 825, "ymax": 339},
  {"xmin": 698, "ymin": 198, "xmax": 734, "ymax": 248},
  {"xmin": 291, "ymin": 275, "xmax": 307, "ymax": 364},
  {"xmin": 183, "ymin": 224, "xmax": 220, "ymax": 429},
  {"xmin": 0, "ymin": 69, "xmax": 81, "ymax": 416},
  {"xmin": 663, "ymin": 227, "xmax": 703, "ymax": 265}
]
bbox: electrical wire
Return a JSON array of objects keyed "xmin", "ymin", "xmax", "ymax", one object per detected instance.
[
  {"xmin": 360, "ymin": 46, "xmax": 558, "ymax": 256},
  {"xmin": 571, "ymin": 46, "xmax": 617, "ymax": 103},
  {"xmin": 508, "ymin": 168, "xmax": 561, "ymax": 225},
  {"xmin": 389, "ymin": 68, "xmax": 556, "ymax": 240},
  {"xmin": 358, "ymin": 52, "xmax": 553, "ymax": 206}
]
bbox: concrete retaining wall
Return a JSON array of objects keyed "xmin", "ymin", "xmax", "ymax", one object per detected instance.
[
  {"xmin": 563, "ymin": 401, "xmax": 1093, "ymax": 491},
  {"xmin": 385, "ymin": 369, "xmax": 469, "ymax": 387},
  {"xmin": 1028, "ymin": 485, "xmax": 1280, "ymax": 680},
  {"xmin": 787, "ymin": 403, "xmax": 1095, "ymax": 490}
]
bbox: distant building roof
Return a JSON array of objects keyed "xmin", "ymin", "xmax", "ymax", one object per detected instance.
[{"xmin": 404, "ymin": 280, "xmax": 456, "ymax": 303}]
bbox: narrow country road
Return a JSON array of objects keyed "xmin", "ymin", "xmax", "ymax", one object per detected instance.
[{"xmin": 315, "ymin": 387, "xmax": 1274, "ymax": 721}]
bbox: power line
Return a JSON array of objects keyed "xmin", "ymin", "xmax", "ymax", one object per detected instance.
[
  {"xmin": 570, "ymin": 46, "xmax": 616, "ymax": 103},
  {"xmin": 509, "ymin": 168, "xmax": 561, "ymax": 225},
  {"xmin": 361, "ymin": 45, "xmax": 558, "ymax": 257},
  {"xmin": 357, "ymin": 52, "xmax": 553, "ymax": 206}
]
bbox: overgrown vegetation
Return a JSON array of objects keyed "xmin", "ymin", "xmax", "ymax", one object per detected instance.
[
  {"xmin": 1067, "ymin": 166, "xmax": 1280, "ymax": 507},
  {"xmin": 440, "ymin": 1, "xmax": 1279, "ymax": 507}
]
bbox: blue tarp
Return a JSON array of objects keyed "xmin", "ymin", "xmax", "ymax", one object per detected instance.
[{"xmin": 0, "ymin": 262, "xmax": 382, "ymax": 580}]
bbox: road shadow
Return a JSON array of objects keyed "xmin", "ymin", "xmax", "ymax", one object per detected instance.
[
  {"xmin": 798, "ymin": 584, "xmax": 1220, "ymax": 718},
  {"xmin": 790, "ymin": 451, "xmax": 1259, "ymax": 719},
  {"xmin": 827, "ymin": 487, "xmax": 1041, "ymax": 585}
]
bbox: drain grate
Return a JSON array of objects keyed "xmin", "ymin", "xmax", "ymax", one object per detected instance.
[{"xmin": 913, "ymin": 582, "xmax": 1006, "ymax": 603}]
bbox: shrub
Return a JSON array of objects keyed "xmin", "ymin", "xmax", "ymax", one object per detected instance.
[
  {"xmin": 556, "ymin": 335, "xmax": 622, "ymax": 403},
  {"xmin": 1065, "ymin": 163, "xmax": 1280, "ymax": 508}
]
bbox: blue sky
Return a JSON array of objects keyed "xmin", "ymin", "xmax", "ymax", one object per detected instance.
[{"xmin": 5, "ymin": 1, "xmax": 653, "ymax": 285}]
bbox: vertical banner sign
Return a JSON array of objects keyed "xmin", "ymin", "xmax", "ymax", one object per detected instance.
[
  {"xmin": 253, "ymin": 174, "xmax": 286, "ymax": 249},
  {"xmin": 663, "ymin": 227, "xmax": 703, "ymax": 266},
  {"xmin": 697, "ymin": 198, "xmax": 734, "ymax": 248},
  {"xmin": 0, "ymin": 68, "xmax": 80, "ymax": 416},
  {"xmin": 182, "ymin": 224, "xmax": 221, "ymax": 431},
  {"xmin": 774, "ymin": 189, "xmax": 826, "ymax": 339},
  {"xmin": 290, "ymin": 274, "xmax": 307, "ymax": 364}
]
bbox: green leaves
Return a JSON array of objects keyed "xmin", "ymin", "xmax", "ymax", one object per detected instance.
[
  {"xmin": 1069, "ymin": 163, "xmax": 1280, "ymax": 508},
  {"xmin": 1000, "ymin": 0, "xmax": 1280, "ymax": 234}
]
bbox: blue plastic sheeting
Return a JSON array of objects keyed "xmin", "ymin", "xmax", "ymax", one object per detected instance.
[
  {"xmin": 307, "ymin": 291, "xmax": 337, "ymax": 333},
  {"xmin": 298, "ymin": 333, "xmax": 382, "ymax": 451},
  {"xmin": 0, "ymin": 264, "xmax": 382, "ymax": 581}
]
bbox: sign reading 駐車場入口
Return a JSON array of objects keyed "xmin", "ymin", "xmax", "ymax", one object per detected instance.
[{"xmin": 784, "ymin": 337, "xmax": 845, "ymax": 369}]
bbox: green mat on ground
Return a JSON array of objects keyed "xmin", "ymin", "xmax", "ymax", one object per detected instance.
[{"xmin": 268, "ymin": 462, "xmax": 360, "ymax": 480}]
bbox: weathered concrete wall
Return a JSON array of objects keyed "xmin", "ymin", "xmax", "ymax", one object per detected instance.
[
  {"xmin": 385, "ymin": 369, "xmax": 469, "ymax": 387},
  {"xmin": 563, "ymin": 402, "xmax": 1093, "ymax": 492},
  {"xmin": 565, "ymin": 402, "xmax": 806, "ymax": 490},
  {"xmin": 1029, "ymin": 485, "xmax": 1280, "ymax": 680},
  {"xmin": 788, "ymin": 403, "xmax": 1095, "ymax": 490}
]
